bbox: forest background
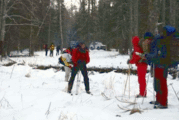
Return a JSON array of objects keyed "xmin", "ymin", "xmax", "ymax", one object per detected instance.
[{"xmin": 0, "ymin": 0, "xmax": 179, "ymax": 56}]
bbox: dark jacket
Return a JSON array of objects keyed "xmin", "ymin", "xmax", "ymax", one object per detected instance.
[{"xmin": 145, "ymin": 26, "xmax": 177, "ymax": 68}]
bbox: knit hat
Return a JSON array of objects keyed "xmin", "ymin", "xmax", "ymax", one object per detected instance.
[
  {"xmin": 144, "ymin": 32, "xmax": 154, "ymax": 40},
  {"xmin": 163, "ymin": 25, "xmax": 176, "ymax": 36}
]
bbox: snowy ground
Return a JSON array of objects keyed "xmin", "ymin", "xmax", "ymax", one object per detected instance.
[{"xmin": 0, "ymin": 50, "xmax": 179, "ymax": 120}]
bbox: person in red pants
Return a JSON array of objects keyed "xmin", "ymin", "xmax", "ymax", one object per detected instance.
[
  {"xmin": 128, "ymin": 36, "xmax": 148, "ymax": 98},
  {"xmin": 154, "ymin": 67, "xmax": 168, "ymax": 108},
  {"xmin": 144, "ymin": 26, "xmax": 176, "ymax": 109}
]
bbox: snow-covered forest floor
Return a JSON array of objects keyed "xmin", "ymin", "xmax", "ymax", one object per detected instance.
[{"xmin": 0, "ymin": 50, "xmax": 179, "ymax": 120}]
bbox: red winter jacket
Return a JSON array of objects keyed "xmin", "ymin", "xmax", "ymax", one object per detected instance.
[
  {"xmin": 129, "ymin": 36, "xmax": 145, "ymax": 65},
  {"xmin": 72, "ymin": 47, "xmax": 90, "ymax": 66}
]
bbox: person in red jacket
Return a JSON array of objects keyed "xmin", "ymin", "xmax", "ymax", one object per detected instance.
[
  {"xmin": 128, "ymin": 36, "xmax": 148, "ymax": 98},
  {"xmin": 67, "ymin": 42, "xmax": 90, "ymax": 94}
]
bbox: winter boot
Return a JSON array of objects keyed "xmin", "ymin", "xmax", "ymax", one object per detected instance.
[
  {"xmin": 154, "ymin": 104, "xmax": 168, "ymax": 109},
  {"xmin": 67, "ymin": 84, "xmax": 72, "ymax": 93},
  {"xmin": 136, "ymin": 94, "xmax": 146, "ymax": 98},
  {"xmin": 86, "ymin": 90, "xmax": 91, "ymax": 94},
  {"xmin": 149, "ymin": 101, "xmax": 159, "ymax": 105}
]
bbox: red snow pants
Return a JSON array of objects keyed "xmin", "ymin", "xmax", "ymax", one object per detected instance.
[
  {"xmin": 137, "ymin": 63, "xmax": 147, "ymax": 96},
  {"xmin": 155, "ymin": 67, "xmax": 168, "ymax": 106}
]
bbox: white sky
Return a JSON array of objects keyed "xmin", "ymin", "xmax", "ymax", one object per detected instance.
[
  {"xmin": 64, "ymin": 0, "xmax": 99, "ymax": 9},
  {"xmin": 64, "ymin": 0, "xmax": 80, "ymax": 9}
]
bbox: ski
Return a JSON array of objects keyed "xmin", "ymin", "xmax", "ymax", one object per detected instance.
[{"xmin": 101, "ymin": 92, "xmax": 110, "ymax": 100}]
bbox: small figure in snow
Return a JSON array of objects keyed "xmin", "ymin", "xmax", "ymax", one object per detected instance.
[
  {"xmin": 49, "ymin": 43, "xmax": 55, "ymax": 57},
  {"xmin": 43, "ymin": 44, "xmax": 48, "ymax": 56},
  {"xmin": 56, "ymin": 45, "xmax": 60, "ymax": 56}
]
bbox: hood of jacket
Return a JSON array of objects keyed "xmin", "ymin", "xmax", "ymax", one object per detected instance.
[{"xmin": 132, "ymin": 36, "xmax": 140, "ymax": 47}]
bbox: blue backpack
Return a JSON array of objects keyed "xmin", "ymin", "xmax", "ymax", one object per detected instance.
[{"xmin": 156, "ymin": 26, "xmax": 179, "ymax": 67}]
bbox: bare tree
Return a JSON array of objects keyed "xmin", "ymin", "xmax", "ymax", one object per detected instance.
[
  {"xmin": 170, "ymin": 0, "xmax": 176, "ymax": 27},
  {"xmin": 129, "ymin": 0, "xmax": 132, "ymax": 51},
  {"xmin": 134, "ymin": 0, "xmax": 138, "ymax": 36},
  {"xmin": 162, "ymin": 0, "xmax": 165, "ymax": 26},
  {"xmin": 58, "ymin": 0, "xmax": 64, "ymax": 52}
]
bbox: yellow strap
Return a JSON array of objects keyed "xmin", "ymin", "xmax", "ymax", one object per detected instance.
[{"xmin": 61, "ymin": 57, "xmax": 70, "ymax": 67}]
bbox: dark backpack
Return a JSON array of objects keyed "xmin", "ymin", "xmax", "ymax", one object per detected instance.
[{"xmin": 156, "ymin": 27, "xmax": 179, "ymax": 67}]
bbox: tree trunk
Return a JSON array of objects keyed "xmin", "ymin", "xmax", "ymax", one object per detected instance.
[
  {"xmin": 170, "ymin": 0, "xmax": 176, "ymax": 27},
  {"xmin": 29, "ymin": 1, "xmax": 34, "ymax": 56},
  {"xmin": 134, "ymin": 0, "xmax": 138, "ymax": 36},
  {"xmin": 162, "ymin": 0, "xmax": 165, "ymax": 25},
  {"xmin": 59, "ymin": 0, "xmax": 64, "ymax": 53},
  {"xmin": 48, "ymin": 6, "xmax": 51, "ymax": 46},
  {"xmin": 0, "ymin": 0, "xmax": 6, "ymax": 57},
  {"xmin": 88, "ymin": 0, "xmax": 90, "ymax": 13},
  {"xmin": 129, "ymin": 0, "xmax": 133, "ymax": 52}
]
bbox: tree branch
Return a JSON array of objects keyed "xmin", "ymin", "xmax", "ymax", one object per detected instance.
[
  {"xmin": 5, "ymin": 24, "xmax": 39, "ymax": 27},
  {"xmin": 36, "ymin": 6, "xmax": 50, "ymax": 37},
  {"xmin": 7, "ymin": 15, "xmax": 40, "ymax": 23},
  {"xmin": 6, "ymin": 1, "xmax": 17, "ymax": 13},
  {"xmin": 18, "ymin": 1, "xmax": 38, "ymax": 20}
]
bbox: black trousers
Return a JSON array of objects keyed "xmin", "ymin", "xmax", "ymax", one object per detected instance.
[
  {"xmin": 45, "ymin": 50, "xmax": 48, "ymax": 56},
  {"xmin": 56, "ymin": 50, "xmax": 59, "ymax": 56},
  {"xmin": 68, "ymin": 61, "xmax": 89, "ymax": 91}
]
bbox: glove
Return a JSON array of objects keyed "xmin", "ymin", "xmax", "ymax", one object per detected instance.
[
  {"xmin": 135, "ymin": 52, "xmax": 142, "ymax": 56},
  {"xmin": 135, "ymin": 52, "xmax": 145, "ymax": 59},
  {"xmin": 69, "ymin": 64, "xmax": 73, "ymax": 68},
  {"xmin": 69, "ymin": 65, "xmax": 72, "ymax": 69}
]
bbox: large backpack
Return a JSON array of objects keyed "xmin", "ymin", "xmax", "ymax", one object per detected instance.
[
  {"xmin": 139, "ymin": 38, "xmax": 152, "ymax": 54},
  {"xmin": 157, "ymin": 26, "xmax": 179, "ymax": 67}
]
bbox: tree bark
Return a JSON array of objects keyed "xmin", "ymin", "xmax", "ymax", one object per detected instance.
[
  {"xmin": 162, "ymin": 0, "xmax": 165, "ymax": 26},
  {"xmin": 170, "ymin": 0, "xmax": 176, "ymax": 27},
  {"xmin": 29, "ymin": 1, "xmax": 34, "ymax": 56},
  {"xmin": 134, "ymin": 0, "xmax": 138, "ymax": 36},
  {"xmin": 59, "ymin": 0, "xmax": 64, "ymax": 53},
  {"xmin": 0, "ymin": 0, "xmax": 6, "ymax": 56},
  {"xmin": 129, "ymin": 0, "xmax": 133, "ymax": 52}
]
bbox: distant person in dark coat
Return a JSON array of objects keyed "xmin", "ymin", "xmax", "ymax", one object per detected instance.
[
  {"xmin": 56, "ymin": 45, "xmax": 60, "ymax": 56},
  {"xmin": 44, "ymin": 44, "xmax": 48, "ymax": 56}
]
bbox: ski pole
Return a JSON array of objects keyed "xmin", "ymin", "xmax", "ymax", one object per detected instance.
[
  {"xmin": 10, "ymin": 64, "xmax": 16, "ymax": 79},
  {"xmin": 76, "ymin": 71, "xmax": 81, "ymax": 95},
  {"xmin": 153, "ymin": 64, "xmax": 156, "ymax": 107},
  {"xmin": 123, "ymin": 65, "xmax": 130, "ymax": 96},
  {"xmin": 170, "ymin": 83, "xmax": 179, "ymax": 101},
  {"xmin": 142, "ymin": 66, "xmax": 150, "ymax": 104},
  {"xmin": 129, "ymin": 64, "xmax": 131, "ymax": 99}
]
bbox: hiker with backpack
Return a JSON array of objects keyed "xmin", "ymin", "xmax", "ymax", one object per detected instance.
[
  {"xmin": 56, "ymin": 45, "xmax": 60, "ymax": 56},
  {"xmin": 143, "ymin": 26, "xmax": 179, "ymax": 109},
  {"xmin": 67, "ymin": 42, "xmax": 91, "ymax": 94},
  {"xmin": 59, "ymin": 47, "xmax": 73, "ymax": 82},
  {"xmin": 127, "ymin": 35, "xmax": 152, "ymax": 98}
]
